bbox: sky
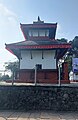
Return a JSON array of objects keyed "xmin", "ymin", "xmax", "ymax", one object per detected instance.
[{"xmin": 0, "ymin": 0, "xmax": 78, "ymax": 70}]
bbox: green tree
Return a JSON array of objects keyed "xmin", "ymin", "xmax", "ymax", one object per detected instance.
[
  {"xmin": 68, "ymin": 36, "xmax": 78, "ymax": 57},
  {"xmin": 4, "ymin": 61, "xmax": 19, "ymax": 82},
  {"xmin": 72, "ymin": 36, "xmax": 78, "ymax": 49},
  {"xmin": 65, "ymin": 56, "xmax": 72, "ymax": 72},
  {"xmin": 65, "ymin": 36, "xmax": 78, "ymax": 72},
  {"xmin": 0, "ymin": 73, "xmax": 2, "ymax": 80},
  {"xmin": 5, "ymin": 61, "xmax": 19, "ymax": 73},
  {"xmin": 57, "ymin": 38, "xmax": 68, "ymax": 43},
  {"xmin": 1, "ymin": 74, "xmax": 10, "ymax": 81}
]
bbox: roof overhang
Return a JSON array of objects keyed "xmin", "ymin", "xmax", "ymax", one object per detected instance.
[
  {"xmin": 5, "ymin": 43, "xmax": 71, "ymax": 59},
  {"xmin": 6, "ymin": 44, "xmax": 71, "ymax": 49}
]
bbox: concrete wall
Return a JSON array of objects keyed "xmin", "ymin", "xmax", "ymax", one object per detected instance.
[
  {"xmin": 20, "ymin": 50, "xmax": 56, "ymax": 69},
  {"xmin": 0, "ymin": 85, "xmax": 78, "ymax": 111}
]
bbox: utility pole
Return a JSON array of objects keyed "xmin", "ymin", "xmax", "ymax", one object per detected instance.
[
  {"xmin": 58, "ymin": 63, "xmax": 61, "ymax": 86},
  {"xmin": 34, "ymin": 65, "xmax": 37, "ymax": 85},
  {"xmin": 12, "ymin": 71, "xmax": 14, "ymax": 85}
]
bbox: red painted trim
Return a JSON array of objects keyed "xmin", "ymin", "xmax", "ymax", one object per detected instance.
[
  {"xmin": 20, "ymin": 23, "xmax": 27, "ymax": 40},
  {"xmin": 21, "ymin": 24, "xmax": 57, "ymax": 28},
  {"xmin": 5, "ymin": 47, "xmax": 15, "ymax": 56},
  {"xmin": 7, "ymin": 44, "xmax": 71, "ymax": 49}
]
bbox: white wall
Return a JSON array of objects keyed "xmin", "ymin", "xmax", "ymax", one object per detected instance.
[
  {"xmin": 74, "ymin": 74, "xmax": 78, "ymax": 80},
  {"xmin": 29, "ymin": 30, "xmax": 49, "ymax": 37},
  {"xmin": 20, "ymin": 50, "xmax": 56, "ymax": 69}
]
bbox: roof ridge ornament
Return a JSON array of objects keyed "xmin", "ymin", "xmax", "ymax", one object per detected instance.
[
  {"xmin": 38, "ymin": 16, "xmax": 40, "ymax": 22},
  {"xmin": 33, "ymin": 16, "xmax": 44, "ymax": 24}
]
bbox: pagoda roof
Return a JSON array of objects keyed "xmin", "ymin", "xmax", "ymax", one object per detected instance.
[
  {"xmin": 5, "ymin": 39, "xmax": 71, "ymax": 59},
  {"xmin": 5, "ymin": 39, "xmax": 71, "ymax": 46},
  {"xmin": 20, "ymin": 17, "xmax": 57, "ymax": 39},
  {"xmin": 5, "ymin": 17, "xmax": 72, "ymax": 59},
  {"xmin": 20, "ymin": 23, "xmax": 57, "ymax": 28}
]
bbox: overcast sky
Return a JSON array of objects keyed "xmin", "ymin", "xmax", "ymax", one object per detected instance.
[{"xmin": 0, "ymin": 0, "xmax": 78, "ymax": 69}]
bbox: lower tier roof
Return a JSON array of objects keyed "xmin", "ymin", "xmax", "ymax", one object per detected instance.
[{"xmin": 5, "ymin": 39, "xmax": 71, "ymax": 59}]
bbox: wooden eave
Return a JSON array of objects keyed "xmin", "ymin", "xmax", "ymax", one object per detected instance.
[
  {"xmin": 5, "ymin": 43, "xmax": 71, "ymax": 59},
  {"xmin": 6, "ymin": 44, "xmax": 71, "ymax": 49},
  {"xmin": 20, "ymin": 23, "xmax": 57, "ymax": 28}
]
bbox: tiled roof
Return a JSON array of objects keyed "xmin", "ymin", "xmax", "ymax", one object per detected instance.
[
  {"xmin": 20, "ymin": 23, "xmax": 57, "ymax": 28},
  {"xmin": 7, "ymin": 39, "xmax": 68, "ymax": 46}
]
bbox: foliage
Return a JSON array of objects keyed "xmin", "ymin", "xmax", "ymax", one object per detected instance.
[
  {"xmin": 72, "ymin": 36, "xmax": 78, "ymax": 49},
  {"xmin": 5, "ymin": 61, "xmax": 19, "ymax": 73},
  {"xmin": 65, "ymin": 36, "xmax": 78, "ymax": 72},
  {"xmin": 57, "ymin": 38, "xmax": 68, "ymax": 43},
  {"xmin": 0, "ymin": 74, "xmax": 10, "ymax": 81},
  {"xmin": 65, "ymin": 56, "xmax": 72, "ymax": 72},
  {"xmin": 68, "ymin": 36, "xmax": 78, "ymax": 57}
]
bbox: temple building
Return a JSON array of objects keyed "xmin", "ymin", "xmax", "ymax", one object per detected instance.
[{"xmin": 5, "ymin": 17, "xmax": 71, "ymax": 84}]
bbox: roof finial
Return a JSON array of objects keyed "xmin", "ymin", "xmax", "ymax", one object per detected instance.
[
  {"xmin": 33, "ymin": 16, "xmax": 44, "ymax": 24},
  {"xmin": 38, "ymin": 16, "xmax": 40, "ymax": 21}
]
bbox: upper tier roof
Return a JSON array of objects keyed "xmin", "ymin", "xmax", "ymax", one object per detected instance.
[{"xmin": 20, "ymin": 17, "xmax": 57, "ymax": 40}]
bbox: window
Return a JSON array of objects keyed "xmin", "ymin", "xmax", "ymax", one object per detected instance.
[
  {"xmin": 29, "ymin": 30, "xmax": 32, "ymax": 36},
  {"xmin": 29, "ymin": 29, "xmax": 49, "ymax": 37},
  {"xmin": 36, "ymin": 64, "xmax": 42, "ymax": 70},
  {"xmin": 29, "ymin": 30, "xmax": 38, "ymax": 37},
  {"xmin": 45, "ymin": 30, "xmax": 49, "ymax": 36},
  {"xmin": 33, "ymin": 30, "xmax": 38, "ymax": 36},
  {"xmin": 39, "ymin": 30, "xmax": 45, "ymax": 36}
]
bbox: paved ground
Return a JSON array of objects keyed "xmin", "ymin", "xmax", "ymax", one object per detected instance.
[
  {"xmin": 0, "ymin": 111, "xmax": 78, "ymax": 120},
  {"xmin": 1, "ymin": 81, "xmax": 78, "ymax": 87}
]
